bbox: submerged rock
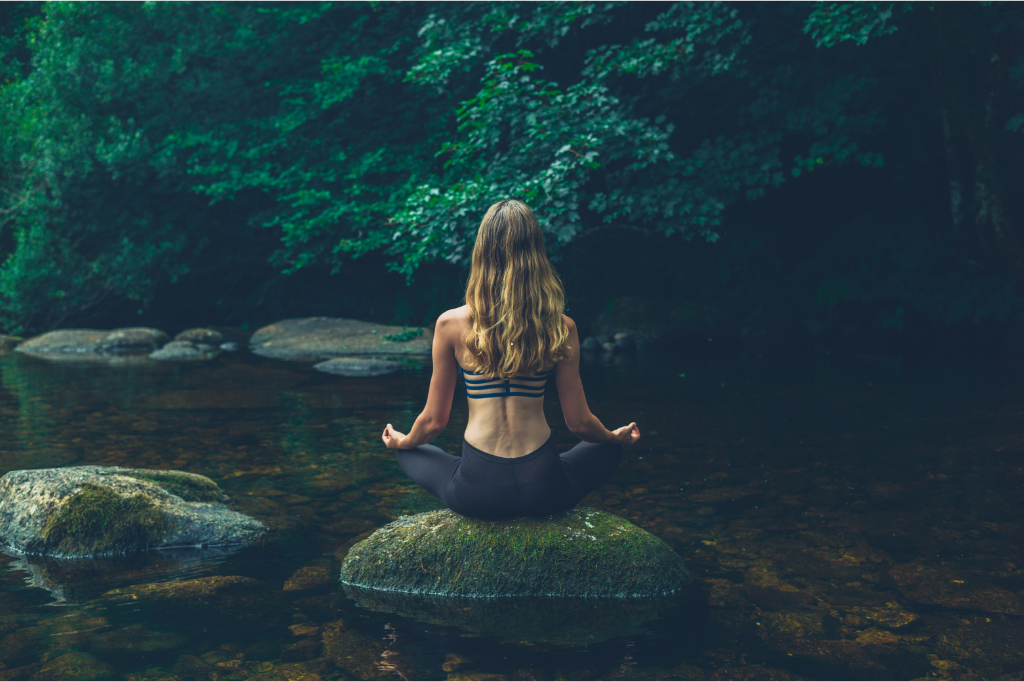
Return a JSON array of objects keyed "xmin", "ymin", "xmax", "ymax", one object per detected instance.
[
  {"xmin": 149, "ymin": 339, "xmax": 220, "ymax": 361},
  {"xmin": 339, "ymin": 507, "xmax": 690, "ymax": 598},
  {"xmin": 313, "ymin": 357, "xmax": 405, "ymax": 377},
  {"xmin": 250, "ymin": 317, "xmax": 431, "ymax": 361},
  {"xmin": 30, "ymin": 652, "xmax": 116, "ymax": 681},
  {"xmin": 0, "ymin": 466, "xmax": 264, "ymax": 557},
  {"xmin": 890, "ymin": 562, "xmax": 1024, "ymax": 615},
  {"xmin": 100, "ymin": 575, "xmax": 283, "ymax": 623},
  {"xmin": 15, "ymin": 328, "xmax": 168, "ymax": 359}
]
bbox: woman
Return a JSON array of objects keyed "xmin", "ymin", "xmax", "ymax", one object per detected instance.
[{"xmin": 381, "ymin": 199, "xmax": 641, "ymax": 519}]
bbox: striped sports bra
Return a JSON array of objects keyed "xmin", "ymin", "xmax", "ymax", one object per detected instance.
[{"xmin": 459, "ymin": 366, "xmax": 551, "ymax": 399}]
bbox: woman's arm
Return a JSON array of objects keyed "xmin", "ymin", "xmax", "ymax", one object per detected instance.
[
  {"xmin": 382, "ymin": 311, "xmax": 459, "ymax": 449},
  {"xmin": 554, "ymin": 316, "xmax": 641, "ymax": 445}
]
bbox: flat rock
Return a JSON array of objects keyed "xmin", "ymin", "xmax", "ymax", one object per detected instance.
[
  {"xmin": 174, "ymin": 328, "xmax": 224, "ymax": 344},
  {"xmin": 890, "ymin": 562, "xmax": 1024, "ymax": 615},
  {"xmin": 149, "ymin": 340, "xmax": 220, "ymax": 361},
  {"xmin": 0, "ymin": 466, "xmax": 264, "ymax": 557},
  {"xmin": 100, "ymin": 575, "xmax": 284, "ymax": 623},
  {"xmin": 250, "ymin": 317, "xmax": 431, "ymax": 361},
  {"xmin": 15, "ymin": 328, "xmax": 168, "ymax": 358},
  {"xmin": 313, "ymin": 357, "xmax": 405, "ymax": 377},
  {"xmin": 339, "ymin": 507, "xmax": 690, "ymax": 598},
  {"xmin": 0, "ymin": 334, "xmax": 23, "ymax": 351}
]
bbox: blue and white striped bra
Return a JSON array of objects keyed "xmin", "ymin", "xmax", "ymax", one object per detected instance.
[{"xmin": 459, "ymin": 366, "xmax": 551, "ymax": 399}]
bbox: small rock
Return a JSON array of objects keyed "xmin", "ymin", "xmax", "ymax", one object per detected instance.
[
  {"xmin": 175, "ymin": 328, "xmax": 224, "ymax": 344},
  {"xmin": 890, "ymin": 563, "xmax": 1024, "ymax": 615},
  {"xmin": 580, "ymin": 337, "xmax": 599, "ymax": 352},
  {"xmin": 313, "ymin": 357, "xmax": 404, "ymax": 377},
  {"xmin": 282, "ymin": 639, "xmax": 321, "ymax": 662},
  {"xmin": 284, "ymin": 566, "xmax": 334, "ymax": 593},
  {"xmin": 593, "ymin": 334, "xmax": 610, "ymax": 346},
  {"xmin": 172, "ymin": 654, "xmax": 209, "ymax": 679},
  {"xmin": 442, "ymin": 653, "xmax": 473, "ymax": 672},
  {"xmin": 219, "ymin": 341, "xmax": 239, "ymax": 351},
  {"xmin": 601, "ymin": 342, "xmax": 616, "ymax": 353},
  {"xmin": 0, "ymin": 334, "xmax": 24, "ymax": 351},
  {"xmin": 89, "ymin": 623, "xmax": 185, "ymax": 655},
  {"xmin": 613, "ymin": 333, "xmax": 635, "ymax": 351},
  {"xmin": 149, "ymin": 340, "xmax": 220, "ymax": 362},
  {"xmin": 289, "ymin": 624, "xmax": 321, "ymax": 638}
]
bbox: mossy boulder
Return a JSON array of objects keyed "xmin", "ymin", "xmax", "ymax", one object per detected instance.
[
  {"xmin": 0, "ymin": 466, "xmax": 264, "ymax": 557},
  {"xmin": 249, "ymin": 317, "xmax": 431, "ymax": 361},
  {"xmin": 339, "ymin": 507, "xmax": 690, "ymax": 598}
]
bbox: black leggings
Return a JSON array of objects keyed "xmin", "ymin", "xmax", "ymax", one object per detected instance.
[{"xmin": 396, "ymin": 435, "xmax": 622, "ymax": 520}]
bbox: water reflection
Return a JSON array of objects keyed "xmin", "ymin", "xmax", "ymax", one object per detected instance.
[
  {"xmin": 3, "ymin": 547, "xmax": 239, "ymax": 604},
  {"xmin": 343, "ymin": 586, "xmax": 694, "ymax": 646},
  {"xmin": 0, "ymin": 347, "xmax": 1022, "ymax": 679}
]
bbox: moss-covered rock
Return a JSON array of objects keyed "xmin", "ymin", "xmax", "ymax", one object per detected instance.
[
  {"xmin": 0, "ymin": 466, "xmax": 264, "ymax": 557},
  {"xmin": 339, "ymin": 507, "xmax": 690, "ymax": 598}
]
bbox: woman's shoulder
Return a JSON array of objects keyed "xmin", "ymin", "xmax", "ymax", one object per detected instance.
[
  {"xmin": 437, "ymin": 305, "xmax": 471, "ymax": 325},
  {"xmin": 435, "ymin": 306, "xmax": 471, "ymax": 337}
]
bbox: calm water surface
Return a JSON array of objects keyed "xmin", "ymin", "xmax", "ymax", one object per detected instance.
[{"xmin": 0, "ymin": 346, "xmax": 1022, "ymax": 680}]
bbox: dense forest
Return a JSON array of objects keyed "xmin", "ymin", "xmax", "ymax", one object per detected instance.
[{"xmin": 1, "ymin": 2, "xmax": 1022, "ymax": 354}]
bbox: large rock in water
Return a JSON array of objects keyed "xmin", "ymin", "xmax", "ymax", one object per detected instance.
[
  {"xmin": 0, "ymin": 466, "xmax": 264, "ymax": 557},
  {"xmin": 339, "ymin": 507, "xmax": 690, "ymax": 598},
  {"xmin": 16, "ymin": 328, "xmax": 169, "ymax": 359},
  {"xmin": 249, "ymin": 317, "xmax": 432, "ymax": 361}
]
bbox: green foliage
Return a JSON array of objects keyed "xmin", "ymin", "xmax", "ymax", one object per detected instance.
[
  {"xmin": 383, "ymin": 326, "xmax": 424, "ymax": 342},
  {"xmin": 40, "ymin": 482, "xmax": 173, "ymax": 556},
  {"xmin": 0, "ymin": 1, "xmax": 1021, "ymax": 338},
  {"xmin": 804, "ymin": 2, "xmax": 909, "ymax": 48}
]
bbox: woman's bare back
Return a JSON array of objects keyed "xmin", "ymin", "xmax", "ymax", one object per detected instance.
[{"xmin": 447, "ymin": 305, "xmax": 553, "ymax": 458}]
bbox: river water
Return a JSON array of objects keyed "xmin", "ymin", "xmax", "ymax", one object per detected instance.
[{"xmin": 0, "ymin": 346, "xmax": 1021, "ymax": 680}]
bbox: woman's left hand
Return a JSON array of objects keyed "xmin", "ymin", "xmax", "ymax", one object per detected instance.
[{"xmin": 382, "ymin": 424, "xmax": 406, "ymax": 449}]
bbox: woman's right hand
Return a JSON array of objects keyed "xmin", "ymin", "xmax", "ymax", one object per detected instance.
[{"xmin": 610, "ymin": 422, "xmax": 641, "ymax": 445}]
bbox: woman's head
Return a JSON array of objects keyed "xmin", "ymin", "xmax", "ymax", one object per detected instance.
[{"xmin": 464, "ymin": 200, "xmax": 569, "ymax": 378}]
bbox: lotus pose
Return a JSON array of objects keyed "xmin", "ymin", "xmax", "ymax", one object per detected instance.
[{"xmin": 382, "ymin": 200, "xmax": 641, "ymax": 519}]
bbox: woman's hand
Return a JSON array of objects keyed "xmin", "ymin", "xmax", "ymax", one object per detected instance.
[
  {"xmin": 382, "ymin": 424, "xmax": 407, "ymax": 449},
  {"xmin": 610, "ymin": 422, "xmax": 641, "ymax": 445}
]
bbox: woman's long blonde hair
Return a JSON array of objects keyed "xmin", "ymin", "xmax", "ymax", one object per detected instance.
[{"xmin": 463, "ymin": 200, "xmax": 569, "ymax": 378}]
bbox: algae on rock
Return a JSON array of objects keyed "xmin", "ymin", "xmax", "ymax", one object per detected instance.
[
  {"xmin": 339, "ymin": 507, "xmax": 690, "ymax": 598},
  {"xmin": 40, "ymin": 483, "xmax": 173, "ymax": 556},
  {"xmin": 0, "ymin": 466, "xmax": 264, "ymax": 557}
]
